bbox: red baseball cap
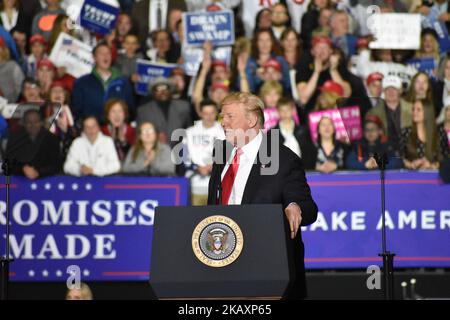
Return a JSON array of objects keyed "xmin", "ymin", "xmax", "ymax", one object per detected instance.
[
  {"xmin": 211, "ymin": 60, "xmax": 227, "ymax": 70},
  {"xmin": 366, "ymin": 72, "xmax": 384, "ymax": 86},
  {"xmin": 50, "ymin": 80, "xmax": 67, "ymax": 90},
  {"xmin": 210, "ymin": 82, "xmax": 229, "ymax": 92},
  {"xmin": 320, "ymin": 80, "xmax": 344, "ymax": 97},
  {"xmin": 37, "ymin": 58, "xmax": 55, "ymax": 71},
  {"xmin": 263, "ymin": 58, "xmax": 282, "ymax": 72},
  {"xmin": 357, "ymin": 37, "xmax": 369, "ymax": 49},
  {"xmin": 311, "ymin": 36, "xmax": 333, "ymax": 48},
  {"xmin": 206, "ymin": 3, "xmax": 222, "ymax": 11},
  {"xmin": 365, "ymin": 114, "xmax": 384, "ymax": 131},
  {"xmin": 29, "ymin": 34, "xmax": 46, "ymax": 45}
]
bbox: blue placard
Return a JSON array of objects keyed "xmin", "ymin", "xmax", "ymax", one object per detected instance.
[
  {"xmin": 80, "ymin": 0, "xmax": 120, "ymax": 36},
  {"xmin": 303, "ymin": 171, "xmax": 450, "ymax": 269},
  {"xmin": 183, "ymin": 10, "xmax": 235, "ymax": 47},
  {"xmin": 407, "ymin": 57, "xmax": 436, "ymax": 79},
  {"xmin": 135, "ymin": 60, "xmax": 178, "ymax": 96},
  {"xmin": 423, "ymin": 7, "xmax": 450, "ymax": 53},
  {"xmin": 4, "ymin": 176, "xmax": 189, "ymax": 282}
]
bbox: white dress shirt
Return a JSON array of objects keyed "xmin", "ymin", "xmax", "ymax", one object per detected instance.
[{"xmin": 221, "ymin": 131, "xmax": 263, "ymax": 205}]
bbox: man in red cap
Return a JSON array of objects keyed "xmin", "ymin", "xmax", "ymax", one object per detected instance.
[
  {"xmin": 296, "ymin": 35, "xmax": 351, "ymax": 113},
  {"xmin": 366, "ymin": 72, "xmax": 384, "ymax": 108},
  {"xmin": 26, "ymin": 33, "xmax": 47, "ymax": 78}
]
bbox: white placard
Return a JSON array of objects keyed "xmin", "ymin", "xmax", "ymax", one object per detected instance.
[
  {"xmin": 49, "ymin": 32, "xmax": 95, "ymax": 78},
  {"xmin": 369, "ymin": 13, "xmax": 421, "ymax": 50}
]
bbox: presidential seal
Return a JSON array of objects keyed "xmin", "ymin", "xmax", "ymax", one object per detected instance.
[{"xmin": 192, "ymin": 215, "xmax": 244, "ymax": 267}]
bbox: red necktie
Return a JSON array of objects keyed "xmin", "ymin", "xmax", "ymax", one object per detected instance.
[{"xmin": 221, "ymin": 148, "xmax": 243, "ymax": 205}]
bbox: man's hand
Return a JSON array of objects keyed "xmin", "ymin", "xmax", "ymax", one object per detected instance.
[
  {"xmin": 285, "ymin": 203, "xmax": 302, "ymax": 239},
  {"xmin": 23, "ymin": 165, "xmax": 39, "ymax": 180},
  {"xmin": 365, "ymin": 157, "xmax": 378, "ymax": 170},
  {"xmin": 80, "ymin": 165, "xmax": 93, "ymax": 176}
]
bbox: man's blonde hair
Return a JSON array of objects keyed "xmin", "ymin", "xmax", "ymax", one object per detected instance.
[{"xmin": 221, "ymin": 92, "xmax": 265, "ymax": 128}]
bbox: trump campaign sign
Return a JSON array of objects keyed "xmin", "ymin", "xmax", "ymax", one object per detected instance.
[
  {"xmin": 49, "ymin": 32, "xmax": 94, "ymax": 78},
  {"xmin": 135, "ymin": 60, "xmax": 178, "ymax": 96},
  {"xmin": 183, "ymin": 10, "xmax": 235, "ymax": 47},
  {"xmin": 2, "ymin": 176, "xmax": 188, "ymax": 281},
  {"xmin": 79, "ymin": 0, "xmax": 120, "ymax": 35}
]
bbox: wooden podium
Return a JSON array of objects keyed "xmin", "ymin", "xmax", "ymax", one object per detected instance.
[{"xmin": 149, "ymin": 204, "xmax": 296, "ymax": 299}]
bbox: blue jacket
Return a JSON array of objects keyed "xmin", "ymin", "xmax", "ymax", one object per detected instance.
[
  {"xmin": 71, "ymin": 68, "xmax": 135, "ymax": 123},
  {"xmin": 0, "ymin": 26, "xmax": 19, "ymax": 62}
]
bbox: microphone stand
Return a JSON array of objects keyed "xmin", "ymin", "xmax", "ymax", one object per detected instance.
[
  {"xmin": 374, "ymin": 153, "xmax": 395, "ymax": 300},
  {"xmin": 1, "ymin": 159, "xmax": 13, "ymax": 300}
]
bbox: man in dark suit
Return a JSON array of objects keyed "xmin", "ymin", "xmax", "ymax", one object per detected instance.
[
  {"xmin": 207, "ymin": 92, "xmax": 318, "ymax": 299},
  {"xmin": 137, "ymin": 77, "xmax": 192, "ymax": 146},
  {"xmin": 6, "ymin": 108, "xmax": 62, "ymax": 179}
]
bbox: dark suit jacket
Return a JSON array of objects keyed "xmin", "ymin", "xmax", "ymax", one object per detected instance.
[
  {"xmin": 6, "ymin": 128, "xmax": 62, "ymax": 177},
  {"xmin": 207, "ymin": 132, "xmax": 318, "ymax": 299},
  {"xmin": 131, "ymin": 0, "xmax": 187, "ymax": 45}
]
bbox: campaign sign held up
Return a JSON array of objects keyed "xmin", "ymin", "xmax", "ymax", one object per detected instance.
[
  {"xmin": 407, "ymin": 58, "xmax": 436, "ymax": 79},
  {"xmin": 135, "ymin": 59, "xmax": 178, "ymax": 96},
  {"xmin": 80, "ymin": 0, "xmax": 120, "ymax": 35},
  {"xmin": 308, "ymin": 106, "xmax": 362, "ymax": 144},
  {"xmin": 183, "ymin": 10, "xmax": 235, "ymax": 47}
]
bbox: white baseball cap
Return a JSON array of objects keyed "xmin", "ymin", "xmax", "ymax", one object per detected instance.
[{"xmin": 382, "ymin": 75, "xmax": 402, "ymax": 90}]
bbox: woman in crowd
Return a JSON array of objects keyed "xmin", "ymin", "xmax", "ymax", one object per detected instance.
[
  {"xmin": 0, "ymin": 0, "xmax": 20, "ymax": 31},
  {"xmin": 101, "ymin": 98, "xmax": 136, "ymax": 162},
  {"xmin": 147, "ymin": 29, "xmax": 180, "ymax": 64},
  {"xmin": 314, "ymin": 116, "xmax": 346, "ymax": 173},
  {"xmin": 123, "ymin": 121, "xmax": 175, "ymax": 176},
  {"xmin": 401, "ymin": 99, "xmax": 442, "ymax": 170},
  {"xmin": 280, "ymin": 27, "xmax": 302, "ymax": 71},
  {"xmin": 242, "ymin": 28, "xmax": 290, "ymax": 94},
  {"xmin": 414, "ymin": 28, "xmax": 442, "ymax": 77},
  {"xmin": 19, "ymin": 77, "xmax": 42, "ymax": 103},
  {"xmin": 405, "ymin": 71, "xmax": 438, "ymax": 118},
  {"xmin": 253, "ymin": 8, "xmax": 272, "ymax": 33}
]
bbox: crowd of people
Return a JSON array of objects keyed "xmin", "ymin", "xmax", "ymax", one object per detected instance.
[{"xmin": 1, "ymin": 0, "xmax": 450, "ymax": 204}]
